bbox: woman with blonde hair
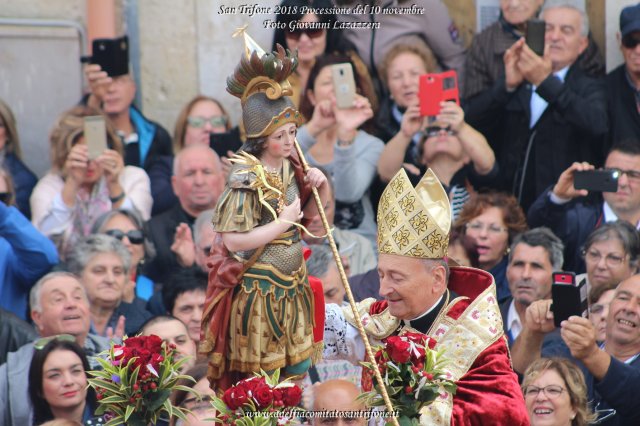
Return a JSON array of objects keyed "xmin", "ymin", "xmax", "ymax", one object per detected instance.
[
  {"xmin": 522, "ymin": 357, "xmax": 596, "ymax": 426},
  {"xmin": 0, "ymin": 98, "xmax": 37, "ymax": 217},
  {"xmin": 30, "ymin": 105, "xmax": 152, "ymax": 258}
]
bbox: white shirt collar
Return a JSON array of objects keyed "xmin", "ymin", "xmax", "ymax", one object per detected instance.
[
  {"xmin": 507, "ymin": 300, "xmax": 523, "ymax": 340},
  {"xmin": 603, "ymin": 201, "xmax": 640, "ymax": 229}
]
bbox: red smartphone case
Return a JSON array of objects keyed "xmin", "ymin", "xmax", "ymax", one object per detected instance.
[{"xmin": 419, "ymin": 70, "xmax": 460, "ymax": 117}]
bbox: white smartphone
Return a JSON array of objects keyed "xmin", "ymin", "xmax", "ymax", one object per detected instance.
[
  {"xmin": 83, "ymin": 116, "xmax": 108, "ymax": 159},
  {"xmin": 331, "ymin": 63, "xmax": 356, "ymax": 109}
]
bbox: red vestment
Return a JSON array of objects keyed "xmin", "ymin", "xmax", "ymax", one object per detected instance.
[{"xmin": 360, "ymin": 266, "xmax": 529, "ymax": 425}]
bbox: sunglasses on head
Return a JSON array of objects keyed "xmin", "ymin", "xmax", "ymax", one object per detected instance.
[
  {"xmin": 187, "ymin": 116, "xmax": 228, "ymax": 129},
  {"xmin": 105, "ymin": 229, "xmax": 145, "ymax": 245},
  {"xmin": 34, "ymin": 334, "xmax": 76, "ymax": 350},
  {"xmin": 424, "ymin": 126, "xmax": 455, "ymax": 138},
  {"xmin": 284, "ymin": 28, "xmax": 325, "ymax": 41},
  {"xmin": 622, "ymin": 34, "xmax": 640, "ymax": 49}
]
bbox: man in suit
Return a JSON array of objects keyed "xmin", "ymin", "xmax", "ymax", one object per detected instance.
[{"xmin": 465, "ymin": 0, "xmax": 608, "ymax": 210}]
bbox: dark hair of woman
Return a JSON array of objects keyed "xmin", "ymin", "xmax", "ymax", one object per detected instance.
[{"xmin": 29, "ymin": 339, "xmax": 96, "ymax": 425}]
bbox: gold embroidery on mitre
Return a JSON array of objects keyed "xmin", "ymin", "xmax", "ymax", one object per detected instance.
[{"xmin": 377, "ymin": 169, "xmax": 451, "ymax": 259}]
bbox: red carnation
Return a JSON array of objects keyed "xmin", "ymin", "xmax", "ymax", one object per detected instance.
[
  {"xmin": 402, "ymin": 332, "xmax": 425, "ymax": 344},
  {"xmin": 124, "ymin": 336, "xmax": 144, "ymax": 349},
  {"xmin": 254, "ymin": 383, "xmax": 274, "ymax": 408},
  {"xmin": 242, "ymin": 377, "xmax": 266, "ymax": 395},
  {"xmin": 281, "ymin": 385, "xmax": 302, "ymax": 407},
  {"xmin": 386, "ymin": 336, "xmax": 411, "ymax": 364},
  {"xmin": 223, "ymin": 388, "xmax": 239, "ymax": 410},
  {"xmin": 143, "ymin": 335, "xmax": 163, "ymax": 352}
]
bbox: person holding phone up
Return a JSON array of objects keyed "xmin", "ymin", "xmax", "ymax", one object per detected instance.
[
  {"xmin": 511, "ymin": 275, "xmax": 640, "ymax": 426},
  {"xmin": 30, "ymin": 106, "xmax": 152, "ymax": 259},
  {"xmin": 528, "ymin": 139, "xmax": 640, "ymax": 274},
  {"xmin": 379, "ymin": 99, "xmax": 498, "ymax": 221},
  {"xmin": 297, "ymin": 53, "xmax": 383, "ymax": 244},
  {"xmin": 464, "ymin": 0, "xmax": 608, "ymax": 211}
]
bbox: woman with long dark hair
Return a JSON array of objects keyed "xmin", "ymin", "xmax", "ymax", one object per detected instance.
[{"xmin": 28, "ymin": 337, "xmax": 98, "ymax": 425}]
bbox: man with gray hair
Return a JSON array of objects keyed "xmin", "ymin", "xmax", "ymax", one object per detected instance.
[
  {"xmin": 0, "ymin": 272, "xmax": 112, "ymax": 426},
  {"xmin": 465, "ymin": 0, "xmax": 608, "ymax": 211},
  {"xmin": 145, "ymin": 145, "xmax": 224, "ymax": 282},
  {"xmin": 500, "ymin": 227, "xmax": 564, "ymax": 346}
]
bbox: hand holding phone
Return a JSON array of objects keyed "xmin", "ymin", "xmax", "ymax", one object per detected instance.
[
  {"xmin": 574, "ymin": 170, "xmax": 619, "ymax": 192},
  {"xmin": 551, "ymin": 272, "xmax": 588, "ymax": 327},
  {"xmin": 83, "ymin": 116, "xmax": 108, "ymax": 160},
  {"xmin": 331, "ymin": 63, "xmax": 356, "ymax": 109},
  {"xmin": 91, "ymin": 36, "xmax": 129, "ymax": 77},
  {"xmin": 525, "ymin": 19, "xmax": 546, "ymax": 57},
  {"xmin": 419, "ymin": 70, "xmax": 459, "ymax": 117}
]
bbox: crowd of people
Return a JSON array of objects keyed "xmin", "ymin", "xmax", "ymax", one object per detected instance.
[{"xmin": 2, "ymin": 0, "xmax": 640, "ymax": 425}]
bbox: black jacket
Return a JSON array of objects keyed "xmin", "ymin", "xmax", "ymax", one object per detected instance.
[
  {"xmin": 606, "ymin": 64, "xmax": 640, "ymax": 146},
  {"xmin": 465, "ymin": 65, "xmax": 608, "ymax": 211},
  {"xmin": 143, "ymin": 204, "xmax": 196, "ymax": 284},
  {"xmin": 0, "ymin": 308, "xmax": 37, "ymax": 365}
]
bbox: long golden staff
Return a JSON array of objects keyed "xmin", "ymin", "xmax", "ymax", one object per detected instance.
[{"xmin": 294, "ymin": 140, "xmax": 400, "ymax": 426}]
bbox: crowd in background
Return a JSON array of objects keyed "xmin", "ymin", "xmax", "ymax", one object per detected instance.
[{"xmin": 3, "ymin": 0, "xmax": 640, "ymax": 425}]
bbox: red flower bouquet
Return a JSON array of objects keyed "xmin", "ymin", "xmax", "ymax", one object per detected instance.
[
  {"xmin": 211, "ymin": 369, "xmax": 303, "ymax": 425},
  {"xmin": 360, "ymin": 332, "xmax": 457, "ymax": 426},
  {"xmin": 88, "ymin": 335, "xmax": 196, "ymax": 426}
]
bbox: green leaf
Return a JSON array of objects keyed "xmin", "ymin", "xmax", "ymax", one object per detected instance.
[
  {"xmin": 104, "ymin": 417, "xmax": 124, "ymax": 426},
  {"xmin": 124, "ymin": 404, "xmax": 135, "ymax": 421},
  {"xmin": 146, "ymin": 388, "xmax": 171, "ymax": 412},
  {"xmin": 100, "ymin": 394, "xmax": 128, "ymax": 404}
]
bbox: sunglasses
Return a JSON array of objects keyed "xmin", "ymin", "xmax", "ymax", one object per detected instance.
[
  {"xmin": 622, "ymin": 34, "xmax": 640, "ymax": 49},
  {"xmin": 284, "ymin": 28, "xmax": 325, "ymax": 41},
  {"xmin": 34, "ymin": 334, "xmax": 76, "ymax": 350},
  {"xmin": 0, "ymin": 192, "xmax": 12, "ymax": 205},
  {"xmin": 187, "ymin": 116, "xmax": 227, "ymax": 129},
  {"xmin": 105, "ymin": 229, "xmax": 145, "ymax": 245},
  {"xmin": 424, "ymin": 126, "xmax": 456, "ymax": 138}
]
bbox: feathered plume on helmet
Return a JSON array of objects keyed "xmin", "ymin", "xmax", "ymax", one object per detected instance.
[{"xmin": 227, "ymin": 32, "xmax": 302, "ymax": 139}]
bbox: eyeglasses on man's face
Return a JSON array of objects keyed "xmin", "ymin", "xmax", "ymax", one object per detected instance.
[
  {"xmin": 605, "ymin": 167, "xmax": 640, "ymax": 181},
  {"xmin": 523, "ymin": 384, "xmax": 566, "ymax": 399}
]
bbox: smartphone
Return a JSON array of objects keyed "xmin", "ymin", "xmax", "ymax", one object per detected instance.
[
  {"xmin": 574, "ymin": 170, "xmax": 619, "ymax": 192},
  {"xmin": 419, "ymin": 70, "xmax": 460, "ymax": 117},
  {"xmin": 209, "ymin": 127, "xmax": 242, "ymax": 158},
  {"xmin": 91, "ymin": 35, "xmax": 129, "ymax": 77},
  {"xmin": 551, "ymin": 271, "xmax": 588, "ymax": 327},
  {"xmin": 526, "ymin": 19, "xmax": 546, "ymax": 56},
  {"xmin": 83, "ymin": 116, "xmax": 108, "ymax": 160},
  {"xmin": 331, "ymin": 63, "xmax": 356, "ymax": 109}
]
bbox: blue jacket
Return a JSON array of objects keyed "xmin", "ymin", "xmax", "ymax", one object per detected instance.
[
  {"xmin": 527, "ymin": 187, "xmax": 603, "ymax": 274},
  {"xmin": 0, "ymin": 203, "xmax": 58, "ymax": 319},
  {"xmin": 3, "ymin": 153, "xmax": 37, "ymax": 219}
]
